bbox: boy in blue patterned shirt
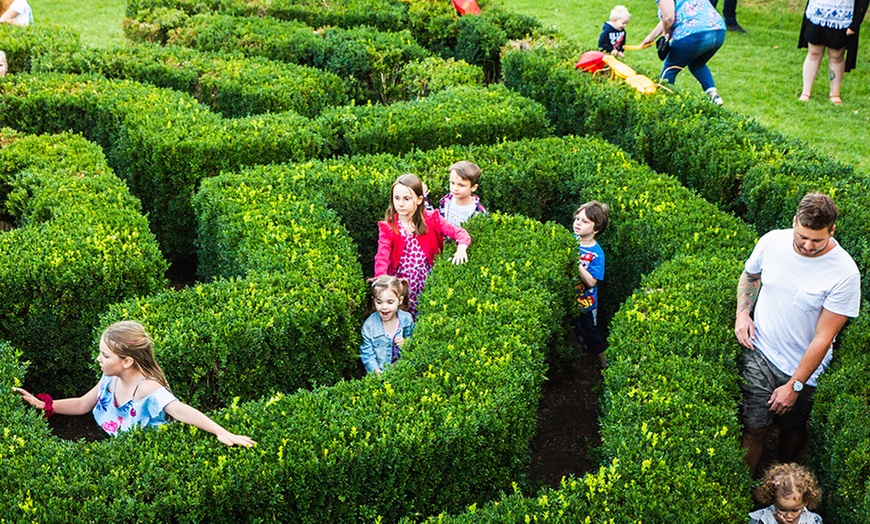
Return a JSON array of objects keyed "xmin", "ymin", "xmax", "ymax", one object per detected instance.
[{"xmin": 572, "ymin": 201, "xmax": 610, "ymax": 369}]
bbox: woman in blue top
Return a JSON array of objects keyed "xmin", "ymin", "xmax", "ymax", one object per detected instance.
[
  {"xmin": 15, "ymin": 321, "xmax": 256, "ymax": 446},
  {"xmin": 641, "ymin": 0, "xmax": 727, "ymax": 105}
]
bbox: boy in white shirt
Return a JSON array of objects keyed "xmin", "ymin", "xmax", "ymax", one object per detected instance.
[{"xmin": 437, "ymin": 161, "xmax": 487, "ymax": 227}]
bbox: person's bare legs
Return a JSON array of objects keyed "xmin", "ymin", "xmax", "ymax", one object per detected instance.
[
  {"xmin": 828, "ymin": 47, "xmax": 846, "ymax": 103},
  {"xmin": 801, "ymin": 43, "xmax": 825, "ymax": 100},
  {"xmin": 779, "ymin": 425, "xmax": 809, "ymax": 463},
  {"xmin": 741, "ymin": 426, "xmax": 769, "ymax": 477}
]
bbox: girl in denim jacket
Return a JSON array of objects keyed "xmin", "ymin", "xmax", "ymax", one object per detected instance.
[{"xmin": 360, "ymin": 276, "xmax": 414, "ymax": 374}]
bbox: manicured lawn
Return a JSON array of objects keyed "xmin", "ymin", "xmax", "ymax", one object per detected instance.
[
  {"xmin": 499, "ymin": 0, "xmax": 870, "ymax": 172},
  {"xmin": 39, "ymin": 0, "xmax": 127, "ymax": 48}
]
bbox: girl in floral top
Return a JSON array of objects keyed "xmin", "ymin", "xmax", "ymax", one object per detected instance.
[
  {"xmin": 374, "ymin": 174, "xmax": 471, "ymax": 318},
  {"xmin": 15, "ymin": 321, "xmax": 255, "ymax": 447}
]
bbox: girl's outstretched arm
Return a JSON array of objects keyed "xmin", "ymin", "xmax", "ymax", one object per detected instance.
[
  {"xmin": 14, "ymin": 384, "xmax": 100, "ymax": 416},
  {"xmin": 164, "ymin": 400, "xmax": 256, "ymax": 447}
]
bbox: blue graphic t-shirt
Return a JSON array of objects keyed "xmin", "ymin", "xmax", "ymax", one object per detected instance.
[{"xmin": 574, "ymin": 238, "xmax": 605, "ymax": 313}]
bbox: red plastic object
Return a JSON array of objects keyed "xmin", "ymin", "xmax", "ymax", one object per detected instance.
[
  {"xmin": 575, "ymin": 51, "xmax": 606, "ymax": 72},
  {"xmin": 453, "ymin": 0, "xmax": 481, "ymax": 15}
]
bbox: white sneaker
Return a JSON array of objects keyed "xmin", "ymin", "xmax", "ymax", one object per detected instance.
[{"xmin": 705, "ymin": 88, "xmax": 724, "ymax": 106}]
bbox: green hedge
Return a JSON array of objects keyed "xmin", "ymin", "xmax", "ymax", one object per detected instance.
[
  {"xmin": 502, "ymin": 39, "xmax": 870, "ymax": 299},
  {"xmin": 122, "ymin": 0, "xmax": 541, "ymax": 58},
  {"xmin": 125, "ymin": 10, "xmax": 430, "ymax": 103},
  {"xmin": 1, "ymin": 207, "xmax": 574, "ymax": 521},
  {"xmin": 400, "ymin": 57, "xmax": 483, "ymax": 99},
  {"xmin": 0, "ymin": 24, "xmax": 81, "ymax": 74},
  {"xmin": 0, "ymin": 73, "xmax": 547, "ymax": 260},
  {"xmin": 101, "ymin": 168, "xmax": 368, "ymax": 408},
  {"xmin": 126, "ymin": 0, "xmax": 408, "ymax": 31},
  {"xmin": 811, "ymin": 309, "xmax": 870, "ymax": 523},
  {"xmin": 0, "ymin": 130, "xmax": 167, "ymax": 395},
  {"xmin": 0, "ymin": 73, "xmax": 329, "ymax": 259},
  {"xmin": 222, "ymin": 135, "xmax": 759, "ymax": 522},
  {"xmin": 418, "ymin": 42, "xmax": 870, "ymax": 524},
  {"xmin": 318, "ymin": 85, "xmax": 551, "ymax": 156},
  {"xmin": 32, "ymin": 43, "xmax": 347, "ymax": 118}
]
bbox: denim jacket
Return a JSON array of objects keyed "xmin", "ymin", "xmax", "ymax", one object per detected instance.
[{"xmin": 360, "ymin": 310, "xmax": 414, "ymax": 373}]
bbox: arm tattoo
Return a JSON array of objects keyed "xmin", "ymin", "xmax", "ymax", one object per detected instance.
[{"xmin": 737, "ymin": 271, "xmax": 761, "ymax": 314}]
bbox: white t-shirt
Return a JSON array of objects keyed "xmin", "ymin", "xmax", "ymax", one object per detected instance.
[
  {"xmin": 442, "ymin": 200, "xmax": 477, "ymax": 227},
  {"xmin": 745, "ymin": 229, "xmax": 860, "ymax": 386},
  {"xmin": 8, "ymin": 0, "xmax": 33, "ymax": 25}
]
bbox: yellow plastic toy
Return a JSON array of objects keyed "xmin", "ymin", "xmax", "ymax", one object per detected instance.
[{"xmin": 590, "ymin": 54, "xmax": 672, "ymax": 95}]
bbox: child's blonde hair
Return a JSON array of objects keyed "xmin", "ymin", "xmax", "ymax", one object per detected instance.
[
  {"xmin": 368, "ymin": 276, "xmax": 410, "ymax": 313},
  {"xmin": 449, "ymin": 161, "xmax": 482, "ymax": 186},
  {"xmin": 574, "ymin": 201, "xmax": 611, "ymax": 234},
  {"xmin": 385, "ymin": 173, "xmax": 428, "ymax": 235},
  {"xmin": 754, "ymin": 463, "xmax": 822, "ymax": 510},
  {"xmin": 610, "ymin": 5, "xmax": 630, "ymax": 22},
  {"xmin": 101, "ymin": 321, "xmax": 171, "ymax": 391}
]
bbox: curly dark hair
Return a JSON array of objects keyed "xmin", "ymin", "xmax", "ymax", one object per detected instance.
[{"xmin": 754, "ymin": 463, "xmax": 822, "ymax": 510}]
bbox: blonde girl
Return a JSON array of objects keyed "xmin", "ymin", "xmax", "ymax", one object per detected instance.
[
  {"xmin": 374, "ymin": 173, "xmax": 471, "ymax": 318},
  {"xmin": 14, "ymin": 321, "xmax": 255, "ymax": 447},
  {"xmin": 360, "ymin": 276, "xmax": 414, "ymax": 374},
  {"xmin": 749, "ymin": 463, "xmax": 823, "ymax": 524}
]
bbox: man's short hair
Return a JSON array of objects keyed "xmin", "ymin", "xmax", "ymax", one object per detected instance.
[
  {"xmin": 449, "ymin": 161, "xmax": 482, "ymax": 186},
  {"xmin": 796, "ymin": 193, "xmax": 838, "ymax": 230},
  {"xmin": 610, "ymin": 5, "xmax": 630, "ymax": 22}
]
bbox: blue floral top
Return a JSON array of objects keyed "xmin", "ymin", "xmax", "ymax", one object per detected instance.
[
  {"xmin": 92, "ymin": 375, "xmax": 177, "ymax": 436},
  {"xmin": 658, "ymin": 0, "xmax": 725, "ymax": 41}
]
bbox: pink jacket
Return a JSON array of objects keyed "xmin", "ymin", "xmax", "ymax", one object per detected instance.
[{"xmin": 374, "ymin": 210, "xmax": 471, "ymax": 276}]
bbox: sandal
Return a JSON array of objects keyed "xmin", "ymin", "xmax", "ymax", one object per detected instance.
[
  {"xmin": 830, "ymin": 95, "xmax": 843, "ymax": 105},
  {"xmin": 798, "ymin": 92, "xmax": 811, "ymax": 102}
]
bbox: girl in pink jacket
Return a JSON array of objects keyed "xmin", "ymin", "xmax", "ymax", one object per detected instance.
[{"xmin": 374, "ymin": 173, "xmax": 471, "ymax": 318}]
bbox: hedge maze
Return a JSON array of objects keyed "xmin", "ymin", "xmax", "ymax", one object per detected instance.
[{"xmin": 1, "ymin": 1, "xmax": 869, "ymax": 522}]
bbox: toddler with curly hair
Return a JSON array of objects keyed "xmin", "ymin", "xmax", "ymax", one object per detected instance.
[{"xmin": 749, "ymin": 463, "xmax": 822, "ymax": 524}]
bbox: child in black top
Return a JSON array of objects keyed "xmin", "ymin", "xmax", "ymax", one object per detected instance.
[{"xmin": 598, "ymin": 5, "xmax": 631, "ymax": 57}]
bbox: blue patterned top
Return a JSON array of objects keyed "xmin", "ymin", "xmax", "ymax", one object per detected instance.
[
  {"xmin": 658, "ymin": 0, "xmax": 725, "ymax": 41},
  {"xmin": 574, "ymin": 237, "xmax": 605, "ymax": 313},
  {"xmin": 92, "ymin": 375, "xmax": 177, "ymax": 436}
]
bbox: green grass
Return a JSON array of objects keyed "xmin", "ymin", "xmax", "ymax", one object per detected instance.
[
  {"xmin": 36, "ymin": 0, "xmax": 870, "ymax": 171},
  {"xmin": 498, "ymin": 0, "xmax": 870, "ymax": 172},
  {"xmin": 40, "ymin": 0, "xmax": 127, "ymax": 48}
]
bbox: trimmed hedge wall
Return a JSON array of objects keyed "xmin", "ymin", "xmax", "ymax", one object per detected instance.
[
  {"xmin": 319, "ymin": 84, "xmax": 551, "ymax": 157},
  {"xmin": 126, "ymin": 0, "xmax": 409, "ymax": 31},
  {"xmin": 2, "ymin": 130, "xmax": 763, "ymax": 520},
  {"xmin": 811, "ymin": 310, "xmax": 870, "ymax": 522},
  {"xmin": 0, "ymin": 24, "xmax": 81, "ymax": 74},
  {"xmin": 32, "ymin": 43, "xmax": 348, "ymax": 118},
  {"xmin": 0, "ymin": 73, "xmax": 327, "ymax": 260},
  {"xmin": 97, "ymin": 172, "xmax": 367, "ymax": 410},
  {"xmin": 416, "ymin": 45, "xmax": 870, "ymax": 524},
  {"xmin": 1, "ymin": 209, "xmax": 574, "ymax": 521},
  {"xmin": 0, "ymin": 74, "xmax": 547, "ymax": 260},
  {"xmin": 0, "ymin": 130, "xmax": 167, "ymax": 395},
  {"xmin": 124, "ymin": 10, "xmax": 430, "ymax": 103},
  {"xmin": 3, "ymin": 10, "xmax": 870, "ymax": 522},
  {"xmin": 123, "ymin": 0, "xmax": 541, "ymax": 72}
]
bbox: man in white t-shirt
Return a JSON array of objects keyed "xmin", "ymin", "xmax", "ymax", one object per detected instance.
[
  {"xmin": 1, "ymin": 0, "xmax": 33, "ymax": 26},
  {"xmin": 735, "ymin": 193, "xmax": 861, "ymax": 476}
]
